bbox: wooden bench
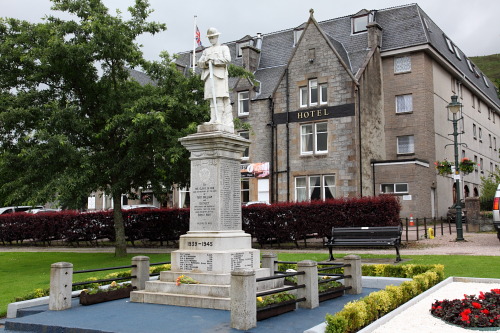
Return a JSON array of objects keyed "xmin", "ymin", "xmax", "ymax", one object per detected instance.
[{"xmin": 325, "ymin": 226, "xmax": 403, "ymax": 262}]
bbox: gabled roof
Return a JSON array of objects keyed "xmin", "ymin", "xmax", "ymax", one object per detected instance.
[{"xmin": 175, "ymin": 4, "xmax": 499, "ymax": 107}]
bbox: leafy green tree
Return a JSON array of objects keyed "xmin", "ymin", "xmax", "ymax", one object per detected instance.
[
  {"xmin": 0, "ymin": 0, "xmax": 208, "ymax": 256},
  {"xmin": 480, "ymin": 170, "xmax": 500, "ymax": 211}
]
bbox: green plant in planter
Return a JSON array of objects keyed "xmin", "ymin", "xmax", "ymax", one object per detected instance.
[
  {"xmin": 82, "ymin": 281, "xmax": 131, "ymax": 295},
  {"xmin": 256, "ymin": 291, "xmax": 296, "ymax": 308},
  {"xmin": 318, "ymin": 277, "xmax": 342, "ymax": 293},
  {"xmin": 434, "ymin": 160, "xmax": 453, "ymax": 175}
]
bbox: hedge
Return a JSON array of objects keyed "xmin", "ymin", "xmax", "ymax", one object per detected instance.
[{"xmin": 0, "ymin": 195, "xmax": 400, "ymax": 246}]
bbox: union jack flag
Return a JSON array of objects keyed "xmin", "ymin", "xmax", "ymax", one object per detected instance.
[{"xmin": 195, "ymin": 26, "xmax": 203, "ymax": 47}]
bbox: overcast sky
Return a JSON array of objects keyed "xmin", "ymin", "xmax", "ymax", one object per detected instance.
[{"xmin": 2, "ymin": 0, "xmax": 499, "ymax": 61}]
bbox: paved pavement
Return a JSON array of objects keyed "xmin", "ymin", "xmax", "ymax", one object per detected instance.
[{"xmin": 0, "ymin": 288, "xmax": 379, "ymax": 333}]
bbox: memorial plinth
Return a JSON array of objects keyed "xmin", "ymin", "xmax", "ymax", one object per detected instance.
[{"xmin": 131, "ymin": 125, "xmax": 269, "ymax": 310}]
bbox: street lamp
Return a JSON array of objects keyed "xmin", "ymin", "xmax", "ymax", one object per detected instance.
[{"xmin": 447, "ymin": 95, "xmax": 465, "ymax": 241}]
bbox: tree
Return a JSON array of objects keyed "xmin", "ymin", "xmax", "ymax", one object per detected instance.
[{"xmin": 0, "ymin": 0, "xmax": 208, "ymax": 256}]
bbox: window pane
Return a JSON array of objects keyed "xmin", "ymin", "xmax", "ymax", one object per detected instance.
[
  {"xmin": 320, "ymin": 84, "xmax": 328, "ymax": 104},
  {"xmin": 397, "ymin": 135, "xmax": 414, "ymax": 154},
  {"xmin": 300, "ymin": 87, "xmax": 308, "ymax": 107},
  {"xmin": 316, "ymin": 122, "xmax": 328, "ymax": 153},
  {"xmin": 239, "ymin": 131, "xmax": 249, "ymax": 159},
  {"xmin": 238, "ymin": 91, "xmax": 249, "ymax": 115},
  {"xmin": 309, "ymin": 176, "xmax": 321, "ymax": 201},
  {"xmin": 295, "ymin": 177, "xmax": 307, "ymax": 202},
  {"xmin": 301, "ymin": 124, "xmax": 313, "ymax": 154},
  {"xmin": 395, "ymin": 184, "xmax": 408, "ymax": 193},
  {"xmin": 353, "ymin": 15, "xmax": 368, "ymax": 33},
  {"xmin": 394, "ymin": 56, "xmax": 411, "ymax": 73},
  {"xmin": 381, "ymin": 184, "xmax": 394, "ymax": 193},
  {"xmin": 324, "ymin": 175, "xmax": 336, "ymax": 199},
  {"xmin": 396, "ymin": 94, "xmax": 412, "ymax": 113},
  {"xmin": 241, "ymin": 179, "xmax": 250, "ymax": 203},
  {"xmin": 310, "ymin": 80, "xmax": 318, "ymax": 105}
]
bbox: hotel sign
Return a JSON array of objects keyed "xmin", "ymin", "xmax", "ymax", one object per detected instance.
[{"xmin": 272, "ymin": 103, "xmax": 355, "ymax": 124}]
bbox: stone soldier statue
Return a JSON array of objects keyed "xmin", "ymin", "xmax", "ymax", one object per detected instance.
[{"xmin": 198, "ymin": 27, "xmax": 234, "ymax": 132}]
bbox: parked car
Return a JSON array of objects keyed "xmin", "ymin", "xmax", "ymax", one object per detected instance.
[
  {"xmin": 0, "ymin": 206, "xmax": 43, "ymax": 214},
  {"xmin": 446, "ymin": 201, "xmax": 467, "ymax": 224},
  {"xmin": 27, "ymin": 208, "xmax": 61, "ymax": 214},
  {"xmin": 492, "ymin": 184, "xmax": 500, "ymax": 241}
]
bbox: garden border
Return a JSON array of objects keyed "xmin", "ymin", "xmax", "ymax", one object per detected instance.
[{"xmin": 304, "ymin": 276, "xmax": 500, "ymax": 333}]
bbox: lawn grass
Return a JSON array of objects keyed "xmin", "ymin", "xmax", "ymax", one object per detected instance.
[
  {"xmin": 1, "ymin": 251, "xmax": 499, "ymax": 318},
  {"xmin": 0, "ymin": 252, "xmax": 171, "ymax": 317}
]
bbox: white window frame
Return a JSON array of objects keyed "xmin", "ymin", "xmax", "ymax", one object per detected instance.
[
  {"xmin": 319, "ymin": 83, "xmax": 328, "ymax": 105},
  {"xmin": 299, "ymin": 86, "xmax": 308, "ymax": 108},
  {"xmin": 237, "ymin": 91, "xmax": 249, "ymax": 116},
  {"xmin": 300, "ymin": 122, "xmax": 328, "ymax": 155},
  {"xmin": 473, "ymin": 124, "xmax": 477, "ymax": 139},
  {"xmin": 178, "ymin": 187, "xmax": 190, "ymax": 208},
  {"xmin": 295, "ymin": 175, "xmax": 336, "ymax": 202},
  {"xmin": 352, "ymin": 14, "xmax": 370, "ymax": 34},
  {"xmin": 309, "ymin": 79, "xmax": 318, "ymax": 106},
  {"xmin": 394, "ymin": 56, "xmax": 411, "ymax": 73},
  {"xmin": 445, "ymin": 36, "xmax": 454, "ymax": 53},
  {"xmin": 293, "ymin": 29, "xmax": 303, "ymax": 46},
  {"xmin": 380, "ymin": 183, "xmax": 409, "ymax": 194},
  {"xmin": 479, "ymin": 127, "xmax": 482, "ymax": 142},
  {"xmin": 239, "ymin": 131, "xmax": 249, "ymax": 160},
  {"xmin": 397, "ymin": 135, "xmax": 415, "ymax": 154},
  {"xmin": 395, "ymin": 94, "xmax": 413, "ymax": 113}
]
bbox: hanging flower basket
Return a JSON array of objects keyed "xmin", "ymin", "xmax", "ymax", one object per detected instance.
[
  {"xmin": 435, "ymin": 160, "xmax": 453, "ymax": 176},
  {"xmin": 459, "ymin": 158, "xmax": 477, "ymax": 175}
]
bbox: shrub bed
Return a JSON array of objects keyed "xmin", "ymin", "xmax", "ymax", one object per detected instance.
[
  {"xmin": 325, "ymin": 264, "xmax": 445, "ymax": 333},
  {"xmin": 0, "ymin": 195, "xmax": 400, "ymax": 247}
]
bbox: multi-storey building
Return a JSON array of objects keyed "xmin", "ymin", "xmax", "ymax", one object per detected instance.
[{"xmin": 175, "ymin": 4, "xmax": 499, "ymax": 218}]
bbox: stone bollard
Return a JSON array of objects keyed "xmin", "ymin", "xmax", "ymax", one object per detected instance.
[
  {"xmin": 49, "ymin": 262, "xmax": 73, "ymax": 311},
  {"xmin": 131, "ymin": 256, "xmax": 150, "ymax": 291},
  {"xmin": 344, "ymin": 255, "xmax": 362, "ymax": 294},
  {"xmin": 297, "ymin": 260, "xmax": 319, "ymax": 309},
  {"xmin": 230, "ymin": 269, "xmax": 256, "ymax": 330},
  {"xmin": 261, "ymin": 253, "xmax": 278, "ymax": 273}
]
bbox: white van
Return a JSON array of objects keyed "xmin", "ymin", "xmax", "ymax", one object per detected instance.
[{"xmin": 493, "ymin": 184, "xmax": 500, "ymax": 241}]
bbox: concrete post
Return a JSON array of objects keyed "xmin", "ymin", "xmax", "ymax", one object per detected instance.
[
  {"xmin": 230, "ymin": 269, "xmax": 256, "ymax": 330},
  {"xmin": 297, "ymin": 260, "xmax": 319, "ymax": 309},
  {"xmin": 344, "ymin": 255, "xmax": 362, "ymax": 294},
  {"xmin": 131, "ymin": 256, "xmax": 150, "ymax": 291},
  {"xmin": 49, "ymin": 262, "xmax": 73, "ymax": 311},
  {"xmin": 261, "ymin": 253, "xmax": 278, "ymax": 273}
]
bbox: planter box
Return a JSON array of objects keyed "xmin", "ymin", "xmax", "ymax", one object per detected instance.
[
  {"xmin": 79, "ymin": 286, "xmax": 133, "ymax": 306},
  {"xmin": 319, "ymin": 286, "xmax": 345, "ymax": 302},
  {"xmin": 257, "ymin": 299, "xmax": 297, "ymax": 321}
]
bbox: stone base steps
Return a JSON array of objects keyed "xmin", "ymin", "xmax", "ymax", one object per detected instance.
[{"xmin": 130, "ymin": 290, "xmax": 231, "ymax": 310}]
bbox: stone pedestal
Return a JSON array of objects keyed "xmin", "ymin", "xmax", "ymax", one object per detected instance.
[{"xmin": 131, "ymin": 128, "xmax": 273, "ymax": 310}]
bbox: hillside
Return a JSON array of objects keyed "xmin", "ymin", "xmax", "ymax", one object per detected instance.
[{"xmin": 470, "ymin": 54, "xmax": 500, "ymax": 82}]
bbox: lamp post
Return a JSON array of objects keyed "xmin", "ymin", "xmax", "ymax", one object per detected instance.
[{"xmin": 447, "ymin": 95, "xmax": 465, "ymax": 241}]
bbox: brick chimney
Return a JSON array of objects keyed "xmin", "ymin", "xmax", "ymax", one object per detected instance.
[{"xmin": 367, "ymin": 22, "xmax": 382, "ymax": 49}]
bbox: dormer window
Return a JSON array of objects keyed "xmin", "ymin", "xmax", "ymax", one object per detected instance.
[
  {"xmin": 351, "ymin": 10, "xmax": 374, "ymax": 34},
  {"xmin": 483, "ymin": 75, "xmax": 490, "ymax": 87},
  {"xmin": 293, "ymin": 23, "xmax": 306, "ymax": 46},
  {"xmin": 237, "ymin": 41, "xmax": 251, "ymax": 57},
  {"xmin": 444, "ymin": 36, "xmax": 454, "ymax": 53},
  {"xmin": 236, "ymin": 35, "xmax": 254, "ymax": 57},
  {"xmin": 466, "ymin": 58, "xmax": 473, "ymax": 72}
]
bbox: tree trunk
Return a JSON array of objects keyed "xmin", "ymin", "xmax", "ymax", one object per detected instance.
[{"xmin": 113, "ymin": 193, "xmax": 127, "ymax": 257}]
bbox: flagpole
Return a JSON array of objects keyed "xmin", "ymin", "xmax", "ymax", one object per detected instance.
[{"xmin": 192, "ymin": 15, "xmax": 197, "ymax": 72}]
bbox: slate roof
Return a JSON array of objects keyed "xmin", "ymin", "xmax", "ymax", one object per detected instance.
[{"xmin": 175, "ymin": 4, "xmax": 499, "ymax": 107}]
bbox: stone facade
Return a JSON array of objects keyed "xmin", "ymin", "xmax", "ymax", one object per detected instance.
[{"xmin": 171, "ymin": 4, "xmax": 500, "ymax": 219}]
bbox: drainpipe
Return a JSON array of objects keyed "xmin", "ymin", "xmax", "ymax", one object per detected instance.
[
  {"xmin": 372, "ymin": 162, "xmax": 376, "ymax": 196},
  {"xmin": 268, "ymin": 97, "xmax": 275, "ymax": 203},
  {"xmin": 357, "ymin": 86, "xmax": 363, "ymax": 196},
  {"xmin": 286, "ymin": 68, "xmax": 290, "ymax": 202}
]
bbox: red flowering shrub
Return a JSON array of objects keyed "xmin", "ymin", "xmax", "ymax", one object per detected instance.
[{"xmin": 431, "ymin": 289, "xmax": 500, "ymax": 328}]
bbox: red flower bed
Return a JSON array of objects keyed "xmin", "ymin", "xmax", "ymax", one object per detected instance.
[{"xmin": 431, "ymin": 289, "xmax": 500, "ymax": 328}]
